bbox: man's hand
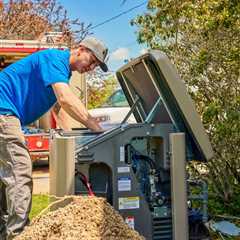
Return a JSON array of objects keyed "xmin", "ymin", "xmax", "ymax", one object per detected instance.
[
  {"xmin": 89, "ymin": 118, "xmax": 104, "ymax": 132},
  {"xmin": 52, "ymin": 82, "xmax": 103, "ymax": 132}
]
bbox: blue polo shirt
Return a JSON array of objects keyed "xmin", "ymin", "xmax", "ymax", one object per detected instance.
[{"xmin": 0, "ymin": 49, "xmax": 71, "ymax": 125}]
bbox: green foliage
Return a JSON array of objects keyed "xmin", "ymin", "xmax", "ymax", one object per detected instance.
[
  {"xmin": 132, "ymin": 0, "xmax": 240, "ymax": 204},
  {"xmin": 208, "ymin": 185, "xmax": 240, "ymax": 216},
  {"xmin": 87, "ymin": 75, "xmax": 119, "ymax": 109},
  {"xmin": 189, "ymin": 180, "xmax": 240, "ymax": 216}
]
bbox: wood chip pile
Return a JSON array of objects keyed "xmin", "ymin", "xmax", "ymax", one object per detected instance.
[{"xmin": 15, "ymin": 196, "xmax": 145, "ymax": 240}]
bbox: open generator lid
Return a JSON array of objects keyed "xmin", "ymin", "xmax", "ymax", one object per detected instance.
[{"xmin": 116, "ymin": 50, "xmax": 213, "ymax": 161}]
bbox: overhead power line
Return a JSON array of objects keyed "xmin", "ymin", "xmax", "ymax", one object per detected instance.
[{"xmin": 89, "ymin": 1, "xmax": 148, "ymax": 30}]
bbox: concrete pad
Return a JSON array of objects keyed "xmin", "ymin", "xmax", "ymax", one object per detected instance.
[{"xmin": 32, "ymin": 167, "xmax": 49, "ymax": 194}]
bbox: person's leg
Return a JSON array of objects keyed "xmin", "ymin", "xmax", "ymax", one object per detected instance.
[
  {"xmin": 0, "ymin": 180, "xmax": 7, "ymax": 239},
  {"xmin": 0, "ymin": 115, "xmax": 33, "ymax": 240}
]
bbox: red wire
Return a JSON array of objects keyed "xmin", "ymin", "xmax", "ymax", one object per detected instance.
[{"xmin": 79, "ymin": 172, "xmax": 95, "ymax": 196}]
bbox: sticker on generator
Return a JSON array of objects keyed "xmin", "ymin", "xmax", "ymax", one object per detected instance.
[
  {"xmin": 125, "ymin": 216, "xmax": 135, "ymax": 229},
  {"xmin": 117, "ymin": 166, "xmax": 130, "ymax": 173},
  {"xmin": 118, "ymin": 177, "xmax": 131, "ymax": 191},
  {"xmin": 120, "ymin": 146, "xmax": 125, "ymax": 162},
  {"xmin": 119, "ymin": 197, "xmax": 140, "ymax": 210}
]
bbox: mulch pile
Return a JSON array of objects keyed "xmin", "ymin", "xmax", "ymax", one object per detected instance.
[{"xmin": 15, "ymin": 196, "xmax": 145, "ymax": 240}]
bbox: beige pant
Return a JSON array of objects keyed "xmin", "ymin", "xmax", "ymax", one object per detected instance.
[{"xmin": 0, "ymin": 115, "xmax": 32, "ymax": 240}]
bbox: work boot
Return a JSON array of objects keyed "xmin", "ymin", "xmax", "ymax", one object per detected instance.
[
  {"xmin": 0, "ymin": 228, "xmax": 7, "ymax": 240},
  {"xmin": 0, "ymin": 214, "xmax": 7, "ymax": 240}
]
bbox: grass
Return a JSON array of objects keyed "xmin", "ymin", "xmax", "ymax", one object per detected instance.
[{"xmin": 30, "ymin": 194, "xmax": 50, "ymax": 220}]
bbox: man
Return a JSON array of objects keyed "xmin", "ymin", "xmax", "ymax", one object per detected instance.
[{"xmin": 0, "ymin": 36, "xmax": 108, "ymax": 239}]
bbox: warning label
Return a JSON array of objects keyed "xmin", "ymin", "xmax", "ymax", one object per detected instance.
[
  {"xmin": 125, "ymin": 216, "xmax": 135, "ymax": 229},
  {"xmin": 118, "ymin": 177, "xmax": 131, "ymax": 191},
  {"xmin": 117, "ymin": 166, "xmax": 130, "ymax": 173},
  {"xmin": 120, "ymin": 146, "xmax": 125, "ymax": 162},
  {"xmin": 119, "ymin": 197, "xmax": 140, "ymax": 210}
]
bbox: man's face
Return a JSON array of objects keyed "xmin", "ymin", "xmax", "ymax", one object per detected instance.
[{"xmin": 75, "ymin": 48, "xmax": 100, "ymax": 74}]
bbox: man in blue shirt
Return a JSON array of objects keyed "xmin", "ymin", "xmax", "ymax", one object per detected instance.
[{"xmin": 0, "ymin": 37, "xmax": 108, "ymax": 239}]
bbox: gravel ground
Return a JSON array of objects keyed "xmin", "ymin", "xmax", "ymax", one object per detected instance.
[{"xmin": 15, "ymin": 196, "xmax": 145, "ymax": 240}]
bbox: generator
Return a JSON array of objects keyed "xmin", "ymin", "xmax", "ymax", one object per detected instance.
[{"xmin": 49, "ymin": 51, "xmax": 213, "ymax": 240}]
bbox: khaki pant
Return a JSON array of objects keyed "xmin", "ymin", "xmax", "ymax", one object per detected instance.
[{"xmin": 0, "ymin": 115, "xmax": 32, "ymax": 240}]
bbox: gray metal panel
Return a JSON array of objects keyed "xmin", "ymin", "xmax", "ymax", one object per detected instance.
[
  {"xmin": 170, "ymin": 133, "xmax": 188, "ymax": 240},
  {"xmin": 116, "ymin": 51, "xmax": 213, "ymax": 161},
  {"xmin": 117, "ymin": 61, "xmax": 171, "ymax": 124}
]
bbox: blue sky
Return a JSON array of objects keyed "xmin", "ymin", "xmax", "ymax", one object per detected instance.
[{"xmin": 59, "ymin": 0, "xmax": 148, "ymax": 72}]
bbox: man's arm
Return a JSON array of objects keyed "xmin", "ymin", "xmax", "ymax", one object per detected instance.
[
  {"xmin": 52, "ymin": 103, "xmax": 72, "ymax": 131},
  {"xmin": 52, "ymin": 82, "xmax": 102, "ymax": 132}
]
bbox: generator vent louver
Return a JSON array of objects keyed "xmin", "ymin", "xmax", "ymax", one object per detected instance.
[{"xmin": 152, "ymin": 217, "xmax": 172, "ymax": 240}]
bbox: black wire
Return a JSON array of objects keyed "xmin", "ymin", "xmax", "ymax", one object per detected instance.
[
  {"xmin": 129, "ymin": 144, "xmax": 157, "ymax": 169},
  {"xmin": 89, "ymin": 1, "xmax": 148, "ymax": 30}
]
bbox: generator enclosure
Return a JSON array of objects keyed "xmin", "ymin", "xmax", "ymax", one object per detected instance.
[{"xmin": 50, "ymin": 51, "xmax": 213, "ymax": 240}]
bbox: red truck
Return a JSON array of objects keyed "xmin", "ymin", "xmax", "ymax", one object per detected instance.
[{"xmin": 24, "ymin": 133, "xmax": 50, "ymax": 161}]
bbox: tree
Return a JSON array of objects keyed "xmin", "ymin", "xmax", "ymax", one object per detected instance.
[
  {"xmin": 132, "ymin": 0, "xmax": 240, "ymax": 204},
  {"xmin": 0, "ymin": 0, "xmax": 91, "ymax": 45},
  {"xmin": 87, "ymin": 71, "xmax": 119, "ymax": 109}
]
